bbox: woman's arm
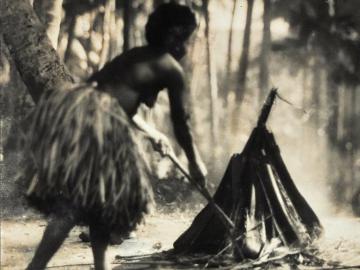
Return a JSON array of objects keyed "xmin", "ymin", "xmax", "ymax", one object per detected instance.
[
  {"xmin": 166, "ymin": 65, "xmax": 207, "ymax": 186},
  {"xmin": 132, "ymin": 114, "xmax": 162, "ymax": 139}
]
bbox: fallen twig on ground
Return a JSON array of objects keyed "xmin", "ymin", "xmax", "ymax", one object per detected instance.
[
  {"xmin": 46, "ymin": 263, "xmax": 93, "ymax": 268},
  {"xmin": 302, "ymin": 265, "xmax": 360, "ymax": 270}
]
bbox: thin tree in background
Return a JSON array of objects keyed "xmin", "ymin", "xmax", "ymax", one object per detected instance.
[
  {"xmin": 258, "ymin": 0, "xmax": 271, "ymax": 103},
  {"xmin": 64, "ymin": 16, "xmax": 77, "ymax": 64},
  {"xmin": 108, "ymin": 0, "xmax": 118, "ymax": 59},
  {"xmin": 236, "ymin": 0, "xmax": 254, "ymax": 103},
  {"xmin": 311, "ymin": 56, "xmax": 321, "ymax": 128},
  {"xmin": 340, "ymin": 86, "xmax": 357, "ymax": 203},
  {"xmin": 349, "ymin": 86, "xmax": 357, "ymax": 190},
  {"xmin": 230, "ymin": 0, "xmax": 254, "ymax": 135},
  {"xmin": 302, "ymin": 59, "xmax": 309, "ymax": 109},
  {"xmin": 33, "ymin": 0, "xmax": 63, "ymax": 49},
  {"xmin": 224, "ymin": 0, "xmax": 238, "ymax": 98},
  {"xmin": 326, "ymin": 76, "xmax": 341, "ymax": 200},
  {"xmin": 202, "ymin": 0, "xmax": 218, "ymax": 145},
  {"xmin": 99, "ymin": 0, "xmax": 112, "ymax": 68},
  {"xmin": 123, "ymin": 0, "xmax": 133, "ymax": 52},
  {"xmin": 85, "ymin": 10, "xmax": 97, "ymax": 73},
  {"xmin": 338, "ymin": 86, "xmax": 352, "ymax": 203}
]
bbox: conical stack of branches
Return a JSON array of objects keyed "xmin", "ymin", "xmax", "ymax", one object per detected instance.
[{"xmin": 174, "ymin": 89, "xmax": 323, "ymax": 261}]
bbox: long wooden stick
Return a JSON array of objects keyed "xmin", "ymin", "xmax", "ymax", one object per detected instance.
[{"xmin": 167, "ymin": 151, "xmax": 234, "ymax": 228}]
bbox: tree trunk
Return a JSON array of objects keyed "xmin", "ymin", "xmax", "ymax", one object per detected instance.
[
  {"xmin": 0, "ymin": 0, "xmax": 73, "ymax": 104},
  {"xmin": 224, "ymin": 0, "xmax": 238, "ymax": 97},
  {"xmin": 33, "ymin": 0, "xmax": 63, "ymax": 49},
  {"xmin": 311, "ymin": 56, "xmax": 321, "ymax": 128},
  {"xmin": 64, "ymin": 16, "xmax": 77, "ymax": 64},
  {"xmin": 326, "ymin": 77, "xmax": 339, "ymax": 146},
  {"xmin": 123, "ymin": 0, "xmax": 133, "ymax": 52},
  {"xmin": 301, "ymin": 61, "xmax": 310, "ymax": 160},
  {"xmin": 258, "ymin": 0, "xmax": 271, "ymax": 104},
  {"xmin": 0, "ymin": 47, "xmax": 10, "ymax": 86},
  {"xmin": 230, "ymin": 0, "xmax": 254, "ymax": 134},
  {"xmin": 99, "ymin": 0, "xmax": 112, "ymax": 68},
  {"xmin": 302, "ymin": 62, "xmax": 309, "ymax": 109},
  {"xmin": 202, "ymin": 0, "xmax": 218, "ymax": 145},
  {"xmin": 85, "ymin": 10, "xmax": 96, "ymax": 74},
  {"xmin": 326, "ymin": 76, "xmax": 341, "ymax": 201},
  {"xmin": 349, "ymin": 86, "xmax": 356, "ymax": 198},
  {"xmin": 109, "ymin": 0, "xmax": 118, "ymax": 59},
  {"xmin": 236, "ymin": 0, "xmax": 254, "ymax": 103}
]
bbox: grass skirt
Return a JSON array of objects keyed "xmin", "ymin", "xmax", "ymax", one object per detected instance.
[{"xmin": 21, "ymin": 85, "xmax": 153, "ymax": 233}]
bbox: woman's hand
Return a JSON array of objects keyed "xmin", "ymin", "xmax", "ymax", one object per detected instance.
[{"xmin": 148, "ymin": 132, "xmax": 173, "ymax": 156}]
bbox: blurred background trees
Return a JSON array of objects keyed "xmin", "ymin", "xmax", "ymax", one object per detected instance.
[{"xmin": 2, "ymin": 0, "xmax": 360, "ymax": 216}]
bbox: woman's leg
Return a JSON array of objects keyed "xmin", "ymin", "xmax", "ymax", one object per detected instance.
[
  {"xmin": 89, "ymin": 223, "xmax": 110, "ymax": 270},
  {"xmin": 26, "ymin": 212, "xmax": 77, "ymax": 270}
]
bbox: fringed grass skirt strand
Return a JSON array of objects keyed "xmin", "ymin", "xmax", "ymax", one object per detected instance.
[{"xmin": 22, "ymin": 85, "xmax": 153, "ymax": 233}]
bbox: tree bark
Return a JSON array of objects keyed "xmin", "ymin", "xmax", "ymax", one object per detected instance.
[
  {"xmin": 349, "ymin": 86, "xmax": 356, "ymax": 196},
  {"xmin": 0, "ymin": 0, "xmax": 73, "ymax": 104},
  {"xmin": 33, "ymin": 0, "xmax": 63, "ymax": 49},
  {"xmin": 326, "ymin": 76, "xmax": 341, "ymax": 201},
  {"xmin": 311, "ymin": 56, "xmax": 321, "ymax": 128},
  {"xmin": 326, "ymin": 76, "xmax": 339, "ymax": 145},
  {"xmin": 202, "ymin": 0, "xmax": 218, "ymax": 144},
  {"xmin": 258, "ymin": 0, "xmax": 271, "ymax": 104},
  {"xmin": 224, "ymin": 0, "xmax": 238, "ymax": 97},
  {"xmin": 99, "ymin": 0, "xmax": 112, "ymax": 68},
  {"xmin": 109, "ymin": 0, "xmax": 118, "ymax": 59},
  {"xmin": 231, "ymin": 0, "xmax": 254, "ymax": 134},
  {"xmin": 0, "ymin": 41, "xmax": 11, "ymax": 88},
  {"xmin": 123, "ymin": 0, "xmax": 133, "ymax": 52},
  {"xmin": 64, "ymin": 16, "xmax": 77, "ymax": 64},
  {"xmin": 236, "ymin": 0, "xmax": 254, "ymax": 103}
]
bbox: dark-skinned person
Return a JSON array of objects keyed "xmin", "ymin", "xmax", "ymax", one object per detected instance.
[{"xmin": 24, "ymin": 3, "xmax": 206, "ymax": 270}]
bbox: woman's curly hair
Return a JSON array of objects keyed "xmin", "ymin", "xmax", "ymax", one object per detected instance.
[{"xmin": 145, "ymin": 2, "xmax": 197, "ymax": 47}]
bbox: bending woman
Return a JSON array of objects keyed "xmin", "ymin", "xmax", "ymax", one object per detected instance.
[{"xmin": 24, "ymin": 3, "xmax": 206, "ymax": 270}]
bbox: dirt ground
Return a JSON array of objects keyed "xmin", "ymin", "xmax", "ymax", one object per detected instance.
[
  {"xmin": 1, "ymin": 212, "xmax": 360, "ymax": 270},
  {"xmin": 0, "ymin": 212, "xmax": 192, "ymax": 270}
]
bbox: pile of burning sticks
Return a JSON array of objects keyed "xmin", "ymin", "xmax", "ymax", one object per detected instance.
[{"xmin": 172, "ymin": 89, "xmax": 323, "ymax": 260}]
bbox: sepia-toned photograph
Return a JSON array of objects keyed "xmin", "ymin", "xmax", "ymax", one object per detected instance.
[{"xmin": 1, "ymin": 0, "xmax": 360, "ymax": 269}]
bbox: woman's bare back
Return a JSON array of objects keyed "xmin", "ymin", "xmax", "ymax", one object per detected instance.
[{"xmin": 88, "ymin": 46, "xmax": 184, "ymax": 116}]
